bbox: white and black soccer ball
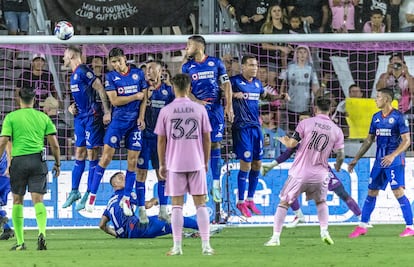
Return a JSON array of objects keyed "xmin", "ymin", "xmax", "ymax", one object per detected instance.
[{"xmin": 54, "ymin": 21, "xmax": 74, "ymax": 40}]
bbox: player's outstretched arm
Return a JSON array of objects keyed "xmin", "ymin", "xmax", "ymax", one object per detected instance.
[
  {"xmin": 348, "ymin": 134, "xmax": 374, "ymax": 172},
  {"xmin": 99, "ymin": 215, "xmax": 117, "ymax": 237}
]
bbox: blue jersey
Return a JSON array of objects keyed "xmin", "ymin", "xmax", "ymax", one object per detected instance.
[
  {"xmin": 182, "ymin": 55, "xmax": 228, "ymax": 105},
  {"xmin": 230, "ymin": 74, "xmax": 264, "ymax": 129},
  {"xmin": 70, "ymin": 64, "xmax": 101, "ymax": 118},
  {"xmin": 143, "ymin": 83, "xmax": 175, "ymax": 139},
  {"xmin": 103, "ymin": 190, "xmax": 140, "ymax": 238},
  {"xmin": 369, "ymin": 109, "xmax": 409, "ymax": 168},
  {"xmin": 105, "ymin": 66, "xmax": 148, "ymax": 121},
  {"xmin": 0, "ymin": 151, "xmax": 7, "ymax": 175}
]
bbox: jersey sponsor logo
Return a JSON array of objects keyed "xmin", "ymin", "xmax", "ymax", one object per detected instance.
[
  {"xmin": 132, "ymin": 73, "xmax": 139, "ymax": 80},
  {"xmin": 117, "ymin": 85, "xmax": 138, "ymax": 95},
  {"xmin": 151, "ymin": 100, "xmax": 166, "ymax": 108},
  {"xmin": 192, "ymin": 71, "xmax": 215, "ymax": 80},
  {"xmin": 86, "ymin": 72, "xmax": 94, "ymax": 79},
  {"xmin": 241, "ymin": 92, "xmax": 260, "ymax": 100},
  {"xmin": 375, "ymin": 128, "xmax": 392, "ymax": 136},
  {"xmin": 70, "ymin": 84, "xmax": 80, "ymax": 92}
]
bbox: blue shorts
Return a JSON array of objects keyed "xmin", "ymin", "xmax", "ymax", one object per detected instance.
[
  {"xmin": 206, "ymin": 103, "xmax": 224, "ymax": 143},
  {"xmin": 129, "ymin": 216, "xmax": 171, "ymax": 238},
  {"xmin": 232, "ymin": 126, "xmax": 263, "ymax": 162},
  {"xmin": 368, "ymin": 165, "xmax": 405, "ymax": 190},
  {"xmin": 137, "ymin": 137, "xmax": 159, "ymax": 169},
  {"xmin": 104, "ymin": 119, "xmax": 142, "ymax": 151},
  {"xmin": 3, "ymin": 11, "xmax": 29, "ymax": 33},
  {"xmin": 74, "ymin": 115, "xmax": 105, "ymax": 149},
  {"xmin": 0, "ymin": 176, "xmax": 10, "ymax": 206}
]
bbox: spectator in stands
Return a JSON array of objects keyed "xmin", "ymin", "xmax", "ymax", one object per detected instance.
[
  {"xmin": 260, "ymin": 104, "xmax": 286, "ymax": 159},
  {"xmin": 329, "ymin": 0, "xmax": 359, "ymax": 33},
  {"xmin": 288, "ymin": 10, "xmax": 305, "ymax": 34},
  {"xmin": 260, "ymin": 4, "xmax": 292, "ymax": 82},
  {"xmin": 376, "ymin": 53, "xmax": 414, "ymax": 114},
  {"xmin": 362, "ymin": 0, "xmax": 391, "ymax": 32},
  {"xmin": 280, "ymin": 45, "xmax": 319, "ymax": 133},
  {"xmin": 399, "ymin": 0, "xmax": 414, "ymax": 32},
  {"xmin": 222, "ymin": 54, "xmax": 240, "ymax": 77},
  {"xmin": 234, "ymin": 0, "xmax": 282, "ymax": 34},
  {"xmin": 286, "ymin": 0, "xmax": 329, "ymax": 33},
  {"xmin": 331, "ymin": 84, "xmax": 363, "ymax": 137},
  {"xmin": 15, "ymin": 53, "xmax": 58, "ymax": 110},
  {"xmin": 389, "ymin": 0, "xmax": 401, "ymax": 33},
  {"xmin": 1, "ymin": 0, "xmax": 30, "ymax": 35},
  {"xmin": 362, "ymin": 9, "xmax": 386, "ymax": 33},
  {"xmin": 43, "ymin": 96, "xmax": 73, "ymax": 159}
]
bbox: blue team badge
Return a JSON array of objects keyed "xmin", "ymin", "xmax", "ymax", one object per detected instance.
[
  {"xmin": 388, "ymin": 118, "xmax": 395, "ymax": 124},
  {"xmin": 208, "ymin": 61, "xmax": 215, "ymax": 67},
  {"xmin": 162, "ymin": 89, "xmax": 168, "ymax": 95},
  {"xmin": 73, "ymin": 73, "xmax": 78, "ymax": 80},
  {"xmin": 86, "ymin": 72, "xmax": 93, "ymax": 79},
  {"xmin": 132, "ymin": 73, "xmax": 139, "ymax": 80}
]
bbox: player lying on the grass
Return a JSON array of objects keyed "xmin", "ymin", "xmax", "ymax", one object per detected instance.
[
  {"xmin": 262, "ymin": 152, "xmax": 361, "ymax": 228},
  {"xmin": 99, "ymin": 172, "xmax": 223, "ymax": 238}
]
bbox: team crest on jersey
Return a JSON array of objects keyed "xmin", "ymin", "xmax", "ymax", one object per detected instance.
[
  {"xmin": 73, "ymin": 73, "xmax": 78, "ymax": 80},
  {"xmin": 244, "ymin": 151, "xmax": 251, "ymax": 158},
  {"xmin": 388, "ymin": 118, "xmax": 395, "ymax": 124},
  {"xmin": 162, "ymin": 89, "xmax": 168, "ymax": 95},
  {"xmin": 304, "ymin": 73, "xmax": 309, "ymax": 79},
  {"xmin": 86, "ymin": 72, "xmax": 93, "ymax": 79},
  {"xmin": 132, "ymin": 73, "xmax": 139, "ymax": 80},
  {"xmin": 110, "ymin": 136, "xmax": 118, "ymax": 144},
  {"xmin": 208, "ymin": 61, "xmax": 215, "ymax": 67}
]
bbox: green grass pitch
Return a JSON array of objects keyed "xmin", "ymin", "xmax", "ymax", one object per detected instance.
[{"xmin": 0, "ymin": 225, "xmax": 412, "ymax": 267}]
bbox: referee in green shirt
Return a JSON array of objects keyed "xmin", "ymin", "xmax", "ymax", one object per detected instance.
[{"xmin": 0, "ymin": 87, "xmax": 60, "ymax": 251}]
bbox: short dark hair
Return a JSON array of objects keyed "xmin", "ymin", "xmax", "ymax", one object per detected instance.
[
  {"xmin": 315, "ymin": 95, "xmax": 331, "ymax": 112},
  {"xmin": 109, "ymin": 171, "xmax": 124, "ymax": 187},
  {"xmin": 370, "ymin": 9, "xmax": 383, "ymax": 17},
  {"xmin": 241, "ymin": 54, "xmax": 257, "ymax": 65},
  {"xmin": 171, "ymin": 73, "xmax": 191, "ymax": 93},
  {"xmin": 378, "ymin": 87, "xmax": 394, "ymax": 100},
  {"xmin": 19, "ymin": 87, "xmax": 35, "ymax": 104},
  {"xmin": 188, "ymin": 35, "xmax": 206, "ymax": 47},
  {"xmin": 389, "ymin": 52, "xmax": 404, "ymax": 63},
  {"xmin": 67, "ymin": 45, "xmax": 82, "ymax": 56},
  {"xmin": 109, "ymin": 47, "xmax": 125, "ymax": 58}
]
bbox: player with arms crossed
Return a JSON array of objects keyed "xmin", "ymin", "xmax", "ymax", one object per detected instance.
[
  {"xmin": 155, "ymin": 73, "xmax": 214, "ymax": 256},
  {"xmin": 182, "ymin": 35, "xmax": 234, "ymax": 204},
  {"xmin": 86, "ymin": 47, "xmax": 148, "ymax": 217},
  {"xmin": 265, "ymin": 93, "xmax": 345, "ymax": 246},
  {"xmin": 136, "ymin": 60, "xmax": 175, "ymax": 223},
  {"xmin": 348, "ymin": 87, "xmax": 414, "ymax": 238},
  {"xmin": 62, "ymin": 45, "xmax": 111, "ymax": 211},
  {"xmin": 231, "ymin": 55, "xmax": 288, "ymax": 217}
]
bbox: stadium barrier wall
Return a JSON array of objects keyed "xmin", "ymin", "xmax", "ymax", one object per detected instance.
[{"xmin": 4, "ymin": 158, "xmax": 414, "ymax": 228}]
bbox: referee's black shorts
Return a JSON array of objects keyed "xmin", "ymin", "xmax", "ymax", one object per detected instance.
[{"xmin": 10, "ymin": 153, "xmax": 48, "ymax": 195}]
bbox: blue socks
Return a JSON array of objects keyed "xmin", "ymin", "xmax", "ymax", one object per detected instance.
[
  {"xmin": 247, "ymin": 170, "xmax": 260, "ymax": 199},
  {"xmin": 361, "ymin": 195, "xmax": 376, "ymax": 223},
  {"xmin": 71, "ymin": 160, "xmax": 86, "ymax": 190},
  {"xmin": 210, "ymin": 148, "xmax": 221, "ymax": 181},
  {"xmin": 87, "ymin": 160, "xmax": 99, "ymax": 192},
  {"xmin": 90, "ymin": 165, "xmax": 105, "ymax": 194},
  {"xmin": 135, "ymin": 181, "xmax": 146, "ymax": 206},
  {"xmin": 398, "ymin": 195, "xmax": 413, "ymax": 225},
  {"xmin": 237, "ymin": 170, "xmax": 249, "ymax": 201},
  {"xmin": 158, "ymin": 180, "xmax": 168, "ymax": 205},
  {"xmin": 124, "ymin": 170, "xmax": 136, "ymax": 197}
]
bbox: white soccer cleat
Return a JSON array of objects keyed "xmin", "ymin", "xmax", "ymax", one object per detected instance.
[
  {"xmin": 139, "ymin": 208, "xmax": 149, "ymax": 224},
  {"xmin": 264, "ymin": 236, "xmax": 280, "ymax": 247},
  {"xmin": 209, "ymin": 224, "xmax": 225, "ymax": 236},
  {"xmin": 202, "ymin": 245, "xmax": 215, "ymax": 256},
  {"xmin": 166, "ymin": 247, "xmax": 183, "ymax": 256},
  {"xmin": 84, "ymin": 194, "xmax": 96, "ymax": 213},
  {"xmin": 285, "ymin": 215, "xmax": 306, "ymax": 228}
]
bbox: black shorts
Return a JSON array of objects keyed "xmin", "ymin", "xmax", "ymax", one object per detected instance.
[{"xmin": 10, "ymin": 153, "xmax": 48, "ymax": 195}]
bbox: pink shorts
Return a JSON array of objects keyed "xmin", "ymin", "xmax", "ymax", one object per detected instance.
[
  {"xmin": 165, "ymin": 169, "xmax": 207, "ymax": 196},
  {"xmin": 279, "ymin": 175, "xmax": 329, "ymax": 204}
]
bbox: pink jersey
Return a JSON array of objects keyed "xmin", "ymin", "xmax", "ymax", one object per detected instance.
[
  {"xmin": 329, "ymin": 0, "xmax": 356, "ymax": 31},
  {"xmin": 154, "ymin": 97, "xmax": 212, "ymax": 172},
  {"xmin": 289, "ymin": 114, "xmax": 344, "ymax": 183}
]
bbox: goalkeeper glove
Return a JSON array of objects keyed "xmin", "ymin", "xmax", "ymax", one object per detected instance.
[{"xmin": 260, "ymin": 160, "xmax": 279, "ymax": 176}]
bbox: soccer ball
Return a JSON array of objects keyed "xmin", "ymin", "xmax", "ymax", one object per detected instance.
[{"xmin": 54, "ymin": 21, "xmax": 74, "ymax": 40}]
